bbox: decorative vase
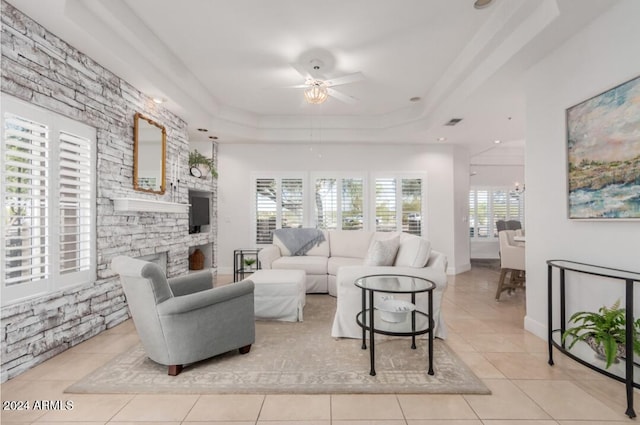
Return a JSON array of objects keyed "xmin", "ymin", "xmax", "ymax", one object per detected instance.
[
  {"xmin": 189, "ymin": 249, "xmax": 205, "ymax": 270},
  {"xmin": 585, "ymin": 335, "xmax": 626, "ymax": 363}
]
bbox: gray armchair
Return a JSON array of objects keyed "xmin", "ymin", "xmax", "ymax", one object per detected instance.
[{"xmin": 111, "ymin": 256, "xmax": 255, "ymax": 376}]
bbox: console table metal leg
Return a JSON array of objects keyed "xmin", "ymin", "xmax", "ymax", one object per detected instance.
[
  {"xmin": 547, "ymin": 265, "xmax": 554, "ymax": 366},
  {"xmin": 625, "ymin": 279, "xmax": 636, "ymax": 418},
  {"xmin": 369, "ymin": 289, "xmax": 376, "ymax": 376},
  {"xmin": 428, "ymin": 289, "xmax": 434, "ymax": 375}
]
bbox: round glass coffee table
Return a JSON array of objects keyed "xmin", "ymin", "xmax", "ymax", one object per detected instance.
[{"xmin": 355, "ymin": 274, "xmax": 435, "ymax": 376}]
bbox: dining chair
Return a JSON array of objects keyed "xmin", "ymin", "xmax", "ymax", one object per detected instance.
[{"xmin": 496, "ymin": 230, "xmax": 526, "ymax": 301}]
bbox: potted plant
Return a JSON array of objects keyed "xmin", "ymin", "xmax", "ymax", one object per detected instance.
[
  {"xmin": 562, "ymin": 300, "xmax": 640, "ymax": 368},
  {"xmin": 188, "ymin": 149, "xmax": 218, "ymax": 178},
  {"xmin": 243, "ymin": 257, "xmax": 256, "ymax": 271}
]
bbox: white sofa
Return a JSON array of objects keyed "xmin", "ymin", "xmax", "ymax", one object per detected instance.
[{"xmin": 258, "ymin": 230, "xmax": 448, "ymax": 338}]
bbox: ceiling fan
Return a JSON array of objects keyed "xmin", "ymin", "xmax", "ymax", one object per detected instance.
[{"xmin": 286, "ymin": 59, "xmax": 364, "ymax": 105}]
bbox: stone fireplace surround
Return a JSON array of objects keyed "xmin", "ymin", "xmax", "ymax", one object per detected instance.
[{"xmin": 0, "ymin": 1, "xmax": 216, "ymax": 381}]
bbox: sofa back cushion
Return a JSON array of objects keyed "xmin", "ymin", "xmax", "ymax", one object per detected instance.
[
  {"xmin": 329, "ymin": 231, "xmax": 374, "ymax": 258},
  {"xmin": 394, "ymin": 233, "xmax": 432, "ymax": 268},
  {"xmin": 306, "ymin": 230, "xmax": 330, "ymax": 256},
  {"xmin": 364, "ymin": 234, "xmax": 400, "ymax": 266},
  {"xmin": 274, "ymin": 229, "xmax": 330, "ymax": 257}
]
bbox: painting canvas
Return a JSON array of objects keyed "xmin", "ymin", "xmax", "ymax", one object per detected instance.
[{"xmin": 566, "ymin": 75, "xmax": 640, "ymax": 219}]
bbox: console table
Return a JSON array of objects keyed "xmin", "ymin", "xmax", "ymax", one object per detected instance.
[
  {"xmin": 547, "ymin": 259, "xmax": 640, "ymax": 418},
  {"xmin": 355, "ymin": 274, "xmax": 435, "ymax": 376}
]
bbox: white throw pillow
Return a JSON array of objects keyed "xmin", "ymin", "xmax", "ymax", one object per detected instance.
[
  {"xmin": 363, "ymin": 235, "xmax": 400, "ymax": 266},
  {"xmin": 394, "ymin": 234, "xmax": 431, "ymax": 268}
]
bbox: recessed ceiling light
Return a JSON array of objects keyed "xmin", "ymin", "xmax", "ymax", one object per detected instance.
[
  {"xmin": 437, "ymin": 137, "xmax": 447, "ymax": 142},
  {"xmin": 494, "ymin": 139, "xmax": 502, "ymax": 144},
  {"xmin": 410, "ymin": 97, "xmax": 421, "ymax": 102},
  {"xmin": 474, "ymin": 0, "xmax": 493, "ymax": 10},
  {"xmin": 197, "ymin": 128, "xmax": 208, "ymax": 132},
  {"xmin": 152, "ymin": 97, "xmax": 166, "ymax": 104}
]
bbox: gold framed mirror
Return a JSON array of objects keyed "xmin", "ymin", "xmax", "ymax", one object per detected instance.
[{"xmin": 133, "ymin": 112, "xmax": 166, "ymax": 194}]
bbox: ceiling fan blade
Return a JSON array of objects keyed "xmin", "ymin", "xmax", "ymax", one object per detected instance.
[
  {"xmin": 324, "ymin": 72, "xmax": 364, "ymax": 87},
  {"xmin": 289, "ymin": 62, "xmax": 312, "ymax": 80},
  {"xmin": 282, "ymin": 84, "xmax": 309, "ymax": 89},
  {"xmin": 327, "ymin": 87, "xmax": 358, "ymax": 104}
]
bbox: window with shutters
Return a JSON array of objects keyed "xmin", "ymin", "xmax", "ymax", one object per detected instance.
[
  {"xmin": 1, "ymin": 96, "xmax": 96, "ymax": 305},
  {"xmin": 314, "ymin": 177, "xmax": 364, "ymax": 230},
  {"xmin": 375, "ymin": 178, "xmax": 397, "ymax": 232},
  {"xmin": 469, "ymin": 187, "xmax": 524, "ymax": 239},
  {"xmin": 315, "ymin": 178, "xmax": 337, "ymax": 230},
  {"xmin": 253, "ymin": 173, "xmax": 424, "ymax": 242},
  {"xmin": 254, "ymin": 175, "xmax": 304, "ymax": 244},
  {"xmin": 374, "ymin": 176, "xmax": 425, "ymax": 235},
  {"xmin": 402, "ymin": 178, "xmax": 422, "ymax": 235}
]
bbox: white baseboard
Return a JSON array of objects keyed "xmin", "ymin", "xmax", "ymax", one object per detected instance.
[
  {"xmin": 524, "ymin": 315, "xmax": 547, "ymax": 340},
  {"xmin": 447, "ymin": 262, "xmax": 471, "ymax": 275}
]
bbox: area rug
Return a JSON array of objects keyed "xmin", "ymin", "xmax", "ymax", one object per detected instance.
[{"xmin": 66, "ymin": 295, "xmax": 490, "ymax": 395}]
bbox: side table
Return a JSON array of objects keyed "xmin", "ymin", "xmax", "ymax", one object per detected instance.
[
  {"xmin": 355, "ymin": 274, "xmax": 435, "ymax": 376},
  {"xmin": 233, "ymin": 248, "xmax": 261, "ymax": 282}
]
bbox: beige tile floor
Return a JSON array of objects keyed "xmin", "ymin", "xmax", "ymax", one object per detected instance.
[{"xmin": 2, "ymin": 266, "xmax": 636, "ymax": 424}]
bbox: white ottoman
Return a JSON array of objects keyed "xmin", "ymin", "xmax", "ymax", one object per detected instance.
[{"xmin": 249, "ymin": 269, "xmax": 306, "ymax": 322}]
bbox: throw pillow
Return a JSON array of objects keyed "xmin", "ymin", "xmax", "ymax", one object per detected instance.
[
  {"xmin": 363, "ymin": 235, "xmax": 400, "ymax": 266},
  {"xmin": 394, "ymin": 234, "xmax": 431, "ymax": 267}
]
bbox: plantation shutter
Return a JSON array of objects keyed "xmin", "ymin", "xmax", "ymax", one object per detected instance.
[
  {"xmin": 281, "ymin": 178, "xmax": 303, "ymax": 229},
  {"xmin": 3, "ymin": 113, "xmax": 50, "ymax": 287},
  {"xmin": 493, "ymin": 190, "xmax": 507, "ymax": 236},
  {"xmin": 315, "ymin": 178, "xmax": 337, "ymax": 230},
  {"xmin": 508, "ymin": 191, "xmax": 523, "ymax": 223},
  {"xmin": 341, "ymin": 178, "xmax": 363, "ymax": 230},
  {"xmin": 476, "ymin": 190, "xmax": 489, "ymax": 238},
  {"xmin": 255, "ymin": 178, "xmax": 276, "ymax": 244},
  {"xmin": 469, "ymin": 190, "xmax": 476, "ymax": 237},
  {"xmin": 375, "ymin": 178, "xmax": 396, "ymax": 231},
  {"xmin": 401, "ymin": 178, "xmax": 422, "ymax": 235},
  {"xmin": 58, "ymin": 131, "xmax": 92, "ymax": 275}
]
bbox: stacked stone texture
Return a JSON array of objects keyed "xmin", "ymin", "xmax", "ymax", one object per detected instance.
[{"xmin": 0, "ymin": 1, "xmax": 217, "ymax": 381}]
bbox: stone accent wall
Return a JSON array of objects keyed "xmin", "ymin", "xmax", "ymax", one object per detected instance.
[{"xmin": 0, "ymin": 1, "xmax": 217, "ymax": 381}]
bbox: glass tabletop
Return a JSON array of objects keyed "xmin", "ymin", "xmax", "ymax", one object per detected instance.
[
  {"xmin": 547, "ymin": 259, "xmax": 640, "ymax": 281},
  {"xmin": 355, "ymin": 274, "xmax": 435, "ymax": 293}
]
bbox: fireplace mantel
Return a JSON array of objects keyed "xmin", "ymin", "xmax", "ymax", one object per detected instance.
[{"xmin": 112, "ymin": 198, "xmax": 189, "ymax": 214}]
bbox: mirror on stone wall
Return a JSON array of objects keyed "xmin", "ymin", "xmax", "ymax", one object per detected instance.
[{"xmin": 133, "ymin": 112, "xmax": 166, "ymax": 194}]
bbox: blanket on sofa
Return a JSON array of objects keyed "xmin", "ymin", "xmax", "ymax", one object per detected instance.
[{"xmin": 273, "ymin": 228, "xmax": 325, "ymax": 256}]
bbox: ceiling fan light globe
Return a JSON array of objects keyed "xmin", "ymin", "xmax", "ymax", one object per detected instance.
[{"xmin": 304, "ymin": 84, "xmax": 328, "ymax": 104}]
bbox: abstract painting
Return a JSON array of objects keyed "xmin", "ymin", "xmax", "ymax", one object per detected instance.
[{"xmin": 566, "ymin": 75, "xmax": 640, "ymax": 219}]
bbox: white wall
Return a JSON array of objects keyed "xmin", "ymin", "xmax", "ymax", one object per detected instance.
[
  {"xmin": 217, "ymin": 143, "xmax": 470, "ymax": 275},
  {"xmin": 524, "ymin": 0, "xmax": 640, "ymax": 339},
  {"xmin": 470, "ymin": 165, "xmax": 524, "ymax": 187}
]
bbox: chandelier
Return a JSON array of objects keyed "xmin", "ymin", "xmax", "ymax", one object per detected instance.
[{"xmin": 304, "ymin": 81, "xmax": 328, "ymax": 104}]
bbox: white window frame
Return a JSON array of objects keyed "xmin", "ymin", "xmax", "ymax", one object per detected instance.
[
  {"xmin": 250, "ymin": 172, "xmax": 428, "ymax": 244},
  {"xmin": 311, "ymin": 172, "xmax": 367, "ymax": 231},
  {"xmin": 469, "ymin": 186, "xmax": 524, "ymax": 240},
  {"xmin": 1, "ymin": 96, "xmax": 97, "ymax": 305},
  {"xmin": 370, "ymin": 173, "xmax": 427, "ymax": 236},
  {"xmin": 251, "ymin": 173, "xmax": 306, "ymax": 245}
]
